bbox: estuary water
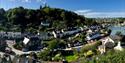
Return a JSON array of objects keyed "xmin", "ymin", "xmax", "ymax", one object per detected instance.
[{"xmin": 108, "ymin": 26, "xmax": 125, "ymax": 35}]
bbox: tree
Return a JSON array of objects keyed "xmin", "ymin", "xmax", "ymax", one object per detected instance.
[
  {"xmin": 60, "ymin": 11, "xmax": 66, "ymax": 21},
  {"xmin": 40, "ymin": 5, "xmax": 42, "ymax": 9},
  {"xmin": 0, "ymin": 8, "xmax": 6, "ymax": 20},
  {"xmin": 38, "ymin": 49, "xmax": 51, "ymax": 61},
  {"xmin": 0, "ymin": 8, "xmax": 7, "ymax": 31},
  {"xmin": 6, "ymin": 7, "xmax": 26, "ymax": 32},
  {"xmin": 85, "ymin": 18, "xmax": 98, "ymax": 26},
  {"xmin": 48, "ymin": 39, "xmax": 59, "ymax": 50},
  {"xmin": 4, "ymin": 6, "xmax": 86, "ymax": 32}
]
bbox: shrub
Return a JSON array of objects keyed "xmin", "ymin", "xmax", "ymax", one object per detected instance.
[
  {"xmin": 13, "ymin": 43, "xmax": 23, "ymax": 50},
  {"xmin": 65, "ymin": 55, "xmax": 79, "ymax": 63},
  {"xmin": 52, "ymin": 53, "xmax": 63, "ymax": 61},
  {"xmin": 47, "ymin": 39, "xmax": 59, "ymax": 50},
  {"xmin": 79, "ymin": 49, "xmax": 125, "ymax": 63},
  {"xmin": 84, "ymin": 50, "xmax": 94, "ymax": 57},
  {"xmin": 80, "ymin": 41, "xmax": 101, "ymax": 53},
  {"xmin": 38, "ymin": 49, "xmax": 52, "ymax": 61},
  {"xmin": 72, "ymin": 48, "xmax": 79, "ymax": 56}
]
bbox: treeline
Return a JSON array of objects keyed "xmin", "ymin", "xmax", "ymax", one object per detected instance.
[
  {"xmin": 0, "ymin": 6, "xmax": 88, "ymax": 33},
  {"xmin": 95, "ymin": 18, "xmax": 125, "ymax": 24}
]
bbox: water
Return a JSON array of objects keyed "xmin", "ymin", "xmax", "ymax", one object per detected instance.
[{"xmin": 108, "ymin": 26, "xmax": 125, "ymax": 35}]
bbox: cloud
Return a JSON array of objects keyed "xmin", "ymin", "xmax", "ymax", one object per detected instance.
[
  {"xmin": 22, "ymin": 0, "xmax": 31, "ymax": 3},
  {"xmin": 75, "ymin": 9, "xmax": 125, "ymax": 18},
  {"xmin": 8, "ymin": 0, "xmax": 31, "ymax": 3},
  {"xmin": 8, "ymin": 0, "xmax": 46, "ymax": 3},
  {"xmin": 74, "ymin": 9, "xmax": 92, "ymax": 13},
  {"xmin": 37, "ymin": 0, "xmax": 42, "ymax": 2},
  {"xmin": 37, "ymin": 0, "xmax": 47, "ymax": 5},
  {"xmin": 8, "ymin": 0, "xmax": 15, "ymax": 1}
]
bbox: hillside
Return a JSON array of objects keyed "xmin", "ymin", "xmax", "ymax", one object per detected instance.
[{"xmin": 0, "ymin": 6, "xmax": 88, "ymax": 33}]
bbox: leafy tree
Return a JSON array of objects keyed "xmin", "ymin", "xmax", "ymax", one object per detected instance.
[
  {"xmin": 38, "ymin": 49, "xmax": 51, "ymax": 61},
  {"xmin": 0, "ymin": 8, "xmax": 6, "ymax": 21},
  {"xmin": 48, "ymin": 39, "xmax": 59, "ymax": 50},
  {"xmin": 6, "ymin": 7, "xmax": 26, "ymax": 32},
  {"xmin": 85, "ymin": 18, "xmax": 98, "ymax": 26}
]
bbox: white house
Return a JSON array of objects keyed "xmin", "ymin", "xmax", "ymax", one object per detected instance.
[
  {"xmin": 41, "ymin": 22, "xmax": 50, "ymax": 27},
  {"xmin": 52, "ymin": 31, "xmax": 57, "ymax": 38},
  {"xmin": 61, "ymin": 29, "xmax": 64, "ymax": 33},
  {"xmin": 101, "ymin": 37, "xmax": 114, "ymax": 45},
  {"xmin": 80, "ymin": 27, "xmax": 84, "ymax": 31},
  {"xmin": 23, "ymin": 37, "xmax": 30, "ymax": 45},
  {"xmin": 114, "ymin": 41, "xmax": 123, "ymax": 51}
]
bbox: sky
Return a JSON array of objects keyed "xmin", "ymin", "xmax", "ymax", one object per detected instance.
[{"xmin": 0, "ymin": 0, "xmax": 125, "ymax": 18}]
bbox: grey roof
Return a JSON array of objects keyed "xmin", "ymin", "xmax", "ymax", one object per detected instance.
[
  {"xmin": 88, "ymin": 32, "xmax": 101, "ymax": 40},
  {"xmin": 0, "ymin": 32, "xmax": 22, "ymax": 39}
]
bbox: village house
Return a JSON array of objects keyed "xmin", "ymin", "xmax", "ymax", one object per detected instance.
[
  {"xmin": 89, "ymin": 25, "xmax": 101, "ymax": 30},
  {"xmin": 40, "ymin": 20, "xmax": 51, "ymax": 27},
  {"xmin": 52, "ymin": 27, "xmax": 84, "ymax": 38},
  {"xmin": 22, "ymin": 36, "xmax": 42, "ymax": 52},
  {"xmin": 86, "ymin": 32, "xmax": 101, "ymax": 41},
  {"xmin": 101, "ymin": 37, "xmax": 115, "ymax": 48},
  {"xmin": 98, "ymin": 37, "xmax": 115, "ymax": 54},
  {"xmin": 0, "ymin": 32, "xmax": 22, "ymax": 39},
  {"xmin": 86, "ymin": 29, "xmax": 93, "ymax": 35},
  {"xmin": 41, "ymin": 21, "xmax": 50, "ymax": 27}
]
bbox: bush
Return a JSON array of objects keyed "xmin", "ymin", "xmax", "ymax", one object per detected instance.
[
  {"xmin": 52, "ymin": 53, "xmax": 63, "ymax": 61},
  {"xmin": 47, "ymin": 39, "xmax": 59, "ymax": 50},
  {"xmin": 72, "ymin": 48, "xmax": 79, "ymax": 56},
  {"xmin": 13, "ymin": 42, "xmax": 23, "ymax": 50},
  {"xmin": 84, "ymin": 50, "xmax": 94, "ymax": 57},
  {"xmin": 80, "ymin": 41, "xmax": 101, "ymax": 53},
  {"xmin": 38, "ymin": 49, "xmax": 52, "ymax": 61},
  {"xmin": 65, "ymin": 55, "xmax": 79, "ymax": 63},
  {"xmin": 79, "ymin": 49, "xmax": 125, "ymax": 63}
]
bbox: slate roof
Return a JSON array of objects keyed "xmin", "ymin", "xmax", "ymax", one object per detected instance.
[{"xmin": 86, "ymin": 32, "xmax": 101, "ymax": 40}]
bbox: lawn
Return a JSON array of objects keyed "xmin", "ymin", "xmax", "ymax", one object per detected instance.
[{"xmin": 65, "ymin": 55, "xmax": 79, "ymax": 62}]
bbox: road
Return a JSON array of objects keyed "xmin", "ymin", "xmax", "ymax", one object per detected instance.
[
  {"xmin": 63, "ymin": 45, "xmax": 83, "ymax": 51},
  {"xmin": 6, "ymin": 40, "xmax": 40, "ymax": 55},
  {"xmin": 0, "ymin": 40, "xmax": 84, "ymax": 56}
]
